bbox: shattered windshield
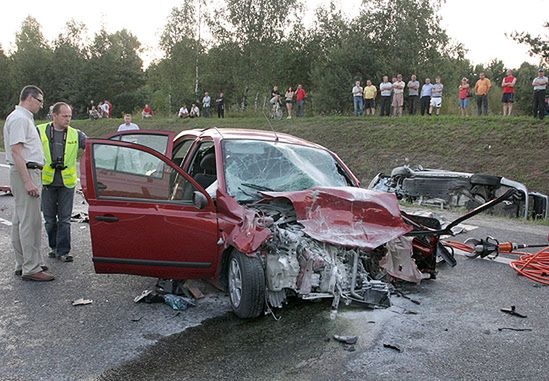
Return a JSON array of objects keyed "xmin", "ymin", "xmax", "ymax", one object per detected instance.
[{"xmin": 222, "ymin": 139, "xmax": 351, "ymax": 201}]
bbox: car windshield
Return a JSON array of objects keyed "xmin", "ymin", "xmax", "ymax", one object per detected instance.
[{"xmin": 222, "ymin": 139, "xmax": 351, "ymax": 201}]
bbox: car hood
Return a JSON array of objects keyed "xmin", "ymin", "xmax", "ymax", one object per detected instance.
[{"xmin": 261, "ymin": 187, "xmax": 412, "ymax": 250}]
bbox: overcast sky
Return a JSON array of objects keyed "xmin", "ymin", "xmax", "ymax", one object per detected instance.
[{"xmin": 1, "ymin": 0, "xmax": 546, "ymax": 68}]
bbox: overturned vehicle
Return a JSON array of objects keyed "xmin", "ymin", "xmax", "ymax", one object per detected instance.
[
  {"xmin": 369, "ymin": 166, "xmax": 548, "ymax": 220},
  {"xmin": 81, "ymin": 129, "xmax": 513, "ymax": 318}
]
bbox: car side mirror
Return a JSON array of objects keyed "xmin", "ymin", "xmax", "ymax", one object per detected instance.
[{"xmin": 193, "ymin": 191, "xmax": 208, "ymax": 209}]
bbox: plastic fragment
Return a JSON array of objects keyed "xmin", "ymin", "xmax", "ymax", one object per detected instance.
[
  {"xmin": 72, "ymin": 298, "xmax": 93, "ymax": 306},
  {"xmin": 333, "ymin": 335, "xmax": 358, "ymax": 345}
]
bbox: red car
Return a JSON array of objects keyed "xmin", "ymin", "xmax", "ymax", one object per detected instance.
[{"xmin": 82, "ymin": 128, "xmax": 501, "ymax": 318}]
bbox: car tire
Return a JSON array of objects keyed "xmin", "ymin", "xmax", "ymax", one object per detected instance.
[{"xmin": 228, "ymin": 251, "xmax": 265, "ymax": 319}]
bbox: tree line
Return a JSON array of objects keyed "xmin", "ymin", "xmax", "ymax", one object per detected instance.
[{"xmin": 0, "ymin": 0, "xmax": 546, "ymax": 119}]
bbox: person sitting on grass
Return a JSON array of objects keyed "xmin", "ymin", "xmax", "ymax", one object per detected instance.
[
  {"xmin": 189, "ymin": 103, "xmax": 200, "ymax": 118},
  {"xmin": 142, "ymin": 104, "xmax": 154, "ymax": 119},
  {"xmin": 178, "ymin": 104, "xmax": 189, "ymax": 118}
]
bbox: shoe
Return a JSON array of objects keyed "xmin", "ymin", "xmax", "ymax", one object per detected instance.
[
  {"xmin": 58, "ymin": 255, "xmax": 73, "ymax": 262},
  {"xmin": 22, "ymin": 271, "xmax": 55, "ymax": 281},
  {"xmin": 15, "ymin": 265, "xmax": 48, "ymax": 276},
  {"xmin": 48, "ymin": 251, "xmax": 56, "ymax": 258}
]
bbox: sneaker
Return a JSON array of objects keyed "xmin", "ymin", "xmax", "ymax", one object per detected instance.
[
  {"xmin": 48, "ymin": 251, "xmax": 56, "ymax": 258},
  {"xmin": 22, "ymin": 271, "xmax": 55, "ymax": 281},
  {"xmin": 58, "ymin": 255, "xmax": 73, "ymax": 262}
]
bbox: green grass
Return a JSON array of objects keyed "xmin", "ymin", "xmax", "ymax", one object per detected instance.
[{"xmin": 2, "ymin": 114, "xmax": 548, "ymax": 194}]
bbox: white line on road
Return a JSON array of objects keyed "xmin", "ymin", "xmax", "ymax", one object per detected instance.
[{"xmin": 0, "ymin": 217, "xmax": 13, "ymax": 226}]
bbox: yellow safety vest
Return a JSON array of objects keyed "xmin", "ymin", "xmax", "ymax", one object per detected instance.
[{"xmin": 37, "ymin": 123, "xmax": 79, "ymax": 188}]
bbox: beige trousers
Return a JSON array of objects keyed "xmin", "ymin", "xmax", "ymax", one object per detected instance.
[{"xmin": 10, "ymin": 167, "xmax": 44, "ymax": 275}]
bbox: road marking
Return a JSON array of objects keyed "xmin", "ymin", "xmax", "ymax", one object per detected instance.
[
  {"xmin": 0, "ymin": 217, "xmax": 13, "ymax": 226},
  {"xmin": 454, "ymin": 249, "xmax": 513, "ymax": 265},
  {"xmin": 0, "ymin": 164, "xmax": 9, "ymax": 169}
]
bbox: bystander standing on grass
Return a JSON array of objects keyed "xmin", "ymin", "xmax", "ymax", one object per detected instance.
[
  {"xmin": 532, "ymin": 68, "xmax": 547, "ymax": 120},
  {"xmin": 458, "ymin": 78, "xmax": 470, "ymax": 116},
  {"xmin": 475, "ymin": 73, "xmax": 492, "ymax": 116},
  {"xmin": 501, "ymin": 69, "xmax": 517, "ymax": 116}
]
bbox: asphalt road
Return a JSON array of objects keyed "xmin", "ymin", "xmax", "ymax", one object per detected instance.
[{"xmin": 0, "ymin": 152, "xmax": 548, "ymax": 380}]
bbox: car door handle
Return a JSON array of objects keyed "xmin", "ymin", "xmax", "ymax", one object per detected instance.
[{"xmin": 95, "ymin": 215, "xmax": 119, "ymax": 222}]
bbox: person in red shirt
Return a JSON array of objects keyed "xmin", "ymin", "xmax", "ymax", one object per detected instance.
[
  {"xmin": 458, "ymin": 78, "xmax": 470, "ymax": 116},
  {"xmin": 501, "ymin": 69, "xmax": 516, "ymax": 116},
  {"xmin": 295, "ymin": 84, "xmax": 307, "ymax": 117},
  {"xmin": 142, "ymin": 104, "xmax": 154, "ymax": 119}
]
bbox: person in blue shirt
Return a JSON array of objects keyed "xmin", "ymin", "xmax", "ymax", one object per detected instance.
[{"xmin": 420, "ymin": 78, "xmax": 433, "ymax": 115}]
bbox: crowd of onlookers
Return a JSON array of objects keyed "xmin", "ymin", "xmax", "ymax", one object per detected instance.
[
  {"xmin": 350, "ymin": 68, "xmax": 548, "ymax": 119},
  {"xmin": 94, "ymin": 68, "xmax": 548, "ymax": 123}
]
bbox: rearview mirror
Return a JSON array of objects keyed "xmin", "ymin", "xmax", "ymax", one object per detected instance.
[{"xmin": 193, "ymin": 191, "xmax": 208, "ymax": 209}]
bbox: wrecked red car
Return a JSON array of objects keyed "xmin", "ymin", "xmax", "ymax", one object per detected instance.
[{"xmin": 81, "ymin": 128, "xmax": 509, "ymax": 318}]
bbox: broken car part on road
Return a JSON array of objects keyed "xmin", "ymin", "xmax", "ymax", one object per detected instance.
[
  {"xmin": 80, "ymin": 128, "xmax": 519, "ymax": 319},
  {"xmin": 369, "ymin": 166, "xmax": 548, "ymax": 220}
]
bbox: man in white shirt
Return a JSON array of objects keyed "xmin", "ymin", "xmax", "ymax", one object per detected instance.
[
  {"xmin": 352, "ymin": 80, "xmax": 364, "ymax": 116},
  {"xmin": 117, "ymin": 114, "xmax": 140, "ymax": 132},
  {"xmin": 4, "ymin": 85, "xmax": 54, "ymax": 281},
  {"xmin": 392, "ymin": 74, "xmax": 405, "ymax": 116},
  {"xmin": 202, "ymin": 92, "xmax": 211, "ymax": 117},
  {"xmin": 533, "ymin": 68, "xmax": 548, "ymax": 120}
]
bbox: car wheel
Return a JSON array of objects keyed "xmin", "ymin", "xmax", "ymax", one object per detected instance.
[{"xmin": 228, "ymin": 251, "xmax": 265, "ymax": 319}]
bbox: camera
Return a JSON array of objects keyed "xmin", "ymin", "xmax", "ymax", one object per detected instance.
[{"xmin": 50, "ymin": 156, "xmax": 67, "ymax": 170}]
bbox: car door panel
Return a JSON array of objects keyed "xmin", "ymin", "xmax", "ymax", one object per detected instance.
[{"xmin": 84, "ymin": 139, "xmax": 219, "ymax": 279}]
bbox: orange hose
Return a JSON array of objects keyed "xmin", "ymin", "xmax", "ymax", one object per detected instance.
[{"xmin": 443, "ymin": 240, "xmax": 549, "ymax": 285}]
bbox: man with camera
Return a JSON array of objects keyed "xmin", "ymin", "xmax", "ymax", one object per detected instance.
[{"xmin": 37, "ymin": 102, "xmax": 86, "ymax": 263}]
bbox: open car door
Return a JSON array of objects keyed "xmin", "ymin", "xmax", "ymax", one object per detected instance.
[
  {"xmin": 104, "ymin": 130, "xmax": 176, "ymax": 158},
  {"xmin": 82, "ymin": 138, "xmax": 218, "ymax": 280}
]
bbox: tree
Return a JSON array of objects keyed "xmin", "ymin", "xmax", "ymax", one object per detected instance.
[
  {"xmin": 0, "ymin": 46, "xmax": 15, "ymax": 117},
  {"xmin": 510, "ymin": 22, "xmax": 549, "ymax": 65},
  {"xmin": 50, "ymin": 20, "xmax": 90, "ymax": 114},
  {"xmin": 87, "ymin": 29, "xmax": 145, "ymax": 115},
  {"xmin": 11, "ymin": 16, "xmax": 52, "ymax": 112}
]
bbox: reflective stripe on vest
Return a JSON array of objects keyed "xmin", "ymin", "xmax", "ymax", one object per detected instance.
[{"xmin": 37, "ymin": 123, "xmax": 79, "ymax": 188}]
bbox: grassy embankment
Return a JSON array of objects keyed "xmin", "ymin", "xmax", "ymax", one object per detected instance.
[{"xmin": 1, "ymin": 115, "xmax": 548, "ymax": 194}]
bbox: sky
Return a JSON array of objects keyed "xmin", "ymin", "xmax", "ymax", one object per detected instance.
[{"xmin": 1, "ymin": 0, "xmax": 546, "ymax": 68}]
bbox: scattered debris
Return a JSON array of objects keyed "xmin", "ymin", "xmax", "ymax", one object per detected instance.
[
  {"xmin": 498, "ymin": 327, "xmax": 532, "ymax": 332},
  {"xmin": 393, "ymin": 289, "xmax": 421, "ymax": 305},
  {"xmin": 500, "ymin": 306, "xmax": 527, "ymax": 318},
  {"xmin": 163, "ymin": 294, "xmax": 196, "ymax": 311},
  {"xmin": 71, "ymin": 212, "xmax": 89, "ymax": 223},
  {"xmin": 333, "ymin": 335, "xmax": 358, "ymax": 345},
  {"xmin": 369, "ymin": 166, "xmax": 548, "ymax": 220},
  {"xmin": 134, "ymin": 290, "xmax": 164, "ymax": 304},
  {"xmin": 0, "ymin": 186, "xmax": 12, "ymax": 195},
  {"xmin": 183, "ymin": 280, "xmax": 205, "ymax": 299},
  {"xmin": 343, "ymin": 345, "xmax": 356, "ymax": 352},
  {"xmin": 383, "ymin": 343, "xmax": 402, "ymax": 352},
  {"xmin": 72, "ymin": 298, "xmax": 93, "ymax": 306},
  {"xmin": 130, "ymin": 316, "xmax": 143, "ymax": 322}
]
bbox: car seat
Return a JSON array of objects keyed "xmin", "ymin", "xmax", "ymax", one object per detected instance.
[{"xmin": 193, "ymin": 152, "xmax": 217, "ymax": 189}]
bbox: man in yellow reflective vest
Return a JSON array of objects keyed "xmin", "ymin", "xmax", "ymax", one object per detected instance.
[{"xmin": 37, "ymin": 102, "xmax": 86, "ymax": 262}]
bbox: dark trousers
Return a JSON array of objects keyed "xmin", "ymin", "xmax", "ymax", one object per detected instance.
[
  {"xmin": 217, "ymin": 106, "xmax": 224, "ymax": 118},
  {"xmin": 476, "ymin": 95, "xmax": 488, "ymax": 115},
  {"xmin": 203, "ymin": 106, "xmax": 210, "ymax": 117},
  {"xmin": 408, "ymin": 95, "xmax": 418, "ymax": 115},
  {"xmin": 380, "ymin": 96, "xmax": 391, "ymax": 116},
  {"xmin": 296, "ymin": 100, "xmax": 305, "ymax": 117},
  {"xmin": 41, "ymin": 185, "xmax": 75, "ymax": 256},
  {"xmin": 533, "ymin": 90, "xmax": 546, "ymax": 119},
  {"xmin": 420, "ymin": 96, "xmax": 431, "ymax": 115}
]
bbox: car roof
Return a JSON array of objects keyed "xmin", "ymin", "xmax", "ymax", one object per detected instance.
[{"xmin": 175, "ymin": 128, "xmax": 325, "ymax": 150}]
